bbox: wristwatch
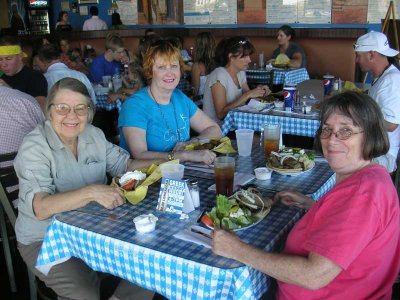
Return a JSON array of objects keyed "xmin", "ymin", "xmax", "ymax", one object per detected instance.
[{"xmin": 168, "ymin": 151, "xmax": 175, "ymax": 161}]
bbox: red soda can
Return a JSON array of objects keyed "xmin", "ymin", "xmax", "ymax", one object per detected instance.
[
  {"xmin": 323, "ymin": 75, "xmax": 335, "ymax": 95},
  {"xmin": 283, "ymin": 86, "xmax": 296, "ymax": 112}
]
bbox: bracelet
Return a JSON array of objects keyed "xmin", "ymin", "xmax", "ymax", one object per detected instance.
[{"xmin": 168, "ymin": 151, "xmax": 175, "ymax": 161}]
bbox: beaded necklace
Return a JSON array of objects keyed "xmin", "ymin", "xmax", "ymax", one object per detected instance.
[{"xmin": 148, "ymin": 87, "xmax": 182, "ymax": 141}]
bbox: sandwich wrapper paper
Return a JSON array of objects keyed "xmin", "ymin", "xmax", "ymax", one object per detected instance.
[
  {"xmin": 184, "ymin": 137, "xmax": 236, "ymax": 154},
  {"xmin": 111, "ymin": 160, "xmax": 179, "ymax": 205}
]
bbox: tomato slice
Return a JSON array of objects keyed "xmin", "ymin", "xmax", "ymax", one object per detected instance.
[
  {"xmin": 201, "ymin": 214, "xmax": 214, "ymax": 227},
  {"xmin": 121, "ymin": 179, "xmax": 137, "ymax": 191}
]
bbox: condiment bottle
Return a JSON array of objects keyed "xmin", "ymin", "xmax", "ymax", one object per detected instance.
[{"xmin": 190, "ymin": 181, "xmax": 200, "ymax": 208}]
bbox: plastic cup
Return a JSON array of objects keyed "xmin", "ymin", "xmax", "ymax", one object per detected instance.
[
  {"xmin": 112, "ymin": 77, "xmax": 123, "ymax": 92},
  {"xmin": 235, "ymin": 129, "xmax": 254, "ymax": 156},
  {"xmin": 258, "ymin": 52, "xmax": 265, "ymax": 69},
  {"xmin": 102, "ymin": 75, "xmax": 111, "ymax": 87},
  {"xmin": 264, "ymin": 124, "xmax": 281, "ymax": 158},
  {"xmin": 214, "ymin": 157, "xmax": 235, "ymax": 197},
  {"xmin": 160, "ymin": 163, "xmax": 185, "ymax": 179}
]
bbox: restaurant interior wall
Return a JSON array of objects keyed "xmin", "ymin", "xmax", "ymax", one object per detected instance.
[{"xmin": 10, "ymin": 0, "xmax": 381, "ymax": 81}]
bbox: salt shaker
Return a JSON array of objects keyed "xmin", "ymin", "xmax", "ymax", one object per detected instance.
[{"xmin": 190, "ymin": 181, "xmax": 200, "ymax": 208}]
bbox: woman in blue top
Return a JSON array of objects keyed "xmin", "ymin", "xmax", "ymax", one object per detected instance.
[{"xmin": 119, "ymin": 40, "xmax": 221, "ymax": 164}]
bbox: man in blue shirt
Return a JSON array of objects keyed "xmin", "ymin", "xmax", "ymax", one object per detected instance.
[
  {"xmin": 88, "ymin": 33, "xmax": 125, "ymax": 83},
  {"xmin": 89, "ymin": 33, "xmax": 125, "ymax": 140}
]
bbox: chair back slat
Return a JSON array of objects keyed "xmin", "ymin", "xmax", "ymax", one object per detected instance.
[{"xmin": 0, "ymin": 152, "xmax": 19, "ymax": 226}]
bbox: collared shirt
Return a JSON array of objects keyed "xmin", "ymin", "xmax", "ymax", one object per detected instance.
[
  {"xmin": 45, "ymin": 62, "xmax": 97, "ymax": 105},
  {"xmin": 0, "ymin": 86, "xmax": 44, "ymax": 167},
  {"xmin": 82, "ymin": 16, "xmax": 108, "ymax": 31},
  {"xmin": 14, "ymin": 121, "xmax": 130, "ymax": 245}
]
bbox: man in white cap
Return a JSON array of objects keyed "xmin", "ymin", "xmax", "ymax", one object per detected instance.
[{"xmin": 354, "ymin": 31, "xmax": 400, "ymax": 173}]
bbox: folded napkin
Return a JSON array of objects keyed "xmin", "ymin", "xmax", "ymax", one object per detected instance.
[
  {"xmin": 173, "ymin": 225, "xmax": 212, "ymax": 248},
  {"xmin": 208, "ymin": 172, "xmax": 255, "ymax": 191},
  {"xmin": 184, "ymin": 162, "xmax": 214, "ymax": 174}
]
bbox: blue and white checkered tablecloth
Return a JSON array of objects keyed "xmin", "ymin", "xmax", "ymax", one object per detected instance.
[
  {"xmin": 246, "ymin": 68, "xmax": 309, "ymax": 86},
  {"xmin": 221, "ymin": 110, "xmax": 320, "ymax": 138},
  {"xmin": 95, "ymin": 93, "xmax": 122, "ymax": 112},
  {"xmin": 36, "ymin": 149, "xmax": 334, "ymax": 300}
]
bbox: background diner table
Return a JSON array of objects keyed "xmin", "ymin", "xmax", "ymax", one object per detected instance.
[
  {"xmin": 221, "ymin": 108, "xmax": 320, "ymax": 138},
  {"xmin": 94, "ymin": 86, "xmax": 123, "ymax": 112},
  {"xmin": 246, "ymin": 67, "xmax": 309, "ymax": 87},
  {"xmin": 36, "ymin": 146, "xmax": 335, "ymax": 300}
]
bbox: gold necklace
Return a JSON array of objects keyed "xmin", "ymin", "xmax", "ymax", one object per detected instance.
[{"xmin": 148, "ymin": 87, "xmax": 182, "ymax": 142}]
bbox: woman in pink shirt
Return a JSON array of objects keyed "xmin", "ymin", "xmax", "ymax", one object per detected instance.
[{"xmin": 213, "ymin": 91, "xmax": 400, "ymax": 299}]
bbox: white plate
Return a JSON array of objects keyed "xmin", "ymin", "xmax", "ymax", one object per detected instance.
[
  {"xmin": 200, "ymin": 209, "xmax": 271, "ymax": 231},
  {"xmin": 266, "ymin": 160, "xmax": 315, "ymax": 177}
]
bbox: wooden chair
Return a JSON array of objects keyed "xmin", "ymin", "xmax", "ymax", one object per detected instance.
[
  {"xmin": 0, "ymin": 152, "xmax": 18, "ymax": 294},
  {"xmin": 0, "ymin": 152, "xmax": 54, "ymax": 300}
]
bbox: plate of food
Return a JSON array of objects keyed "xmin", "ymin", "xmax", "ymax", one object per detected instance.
[
  {"xmin": 184, "ymin": 137, "xmax": 236, "ymax": 154},
  {"xmin": 266, "ymin": 147, "xmax": 315, "ymax": 176},
  {"xmin": 254, "ymin": 94, "xmax": 278, "ymax": 103},
  {"xmin": 271, "ymin": 54, "xmax": 290, "ymax": 69},
  {"xmin": 200, "ymin": 188, "xmax": 273, "ymax": 231}
]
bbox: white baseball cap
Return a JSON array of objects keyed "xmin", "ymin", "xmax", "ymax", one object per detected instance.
[{"xmin": 354, "ymin": 31, "xmax": 399, "ymax": 57}]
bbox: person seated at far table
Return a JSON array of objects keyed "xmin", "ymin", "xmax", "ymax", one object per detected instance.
[
  {"xmin": 0, "ymin": 35, "xmax": 48, "ymax": 109},
  {"xmin": 269, "ymin": 25, "xmax": 306, "ymax": 69},
  {"xmin": 36, "ymin": 43, "xmax": 97, "ymax": 106},
  {"xmin": 213, "ymin": 92, "xmax": 400, "ymax": 300},
  {"xmin": 59, "ymin": 38, "xmax": 89, "ymax": 75},
  {"xmin": 108, "ymin": 61, "xmax": 144, "ymax": 103},
  {"xmin": 14, "ymin": 77, "xmax": 163, "ymax": 300},
  {"xmin": 202, "ymin": 36, "xmax": 270, "ymax": 124},
  {"xmin": 89, "ymin": 33, "xmax": 125, "ymax": 139},
  {"xmin": 89, "ymin": 33, "xmax": 125, "ymax": 83},
  {"xmin": 191, "ymin": 32, "xmax": 217, "ymax": 102},
  {"xmin": 119, "ymin": 40, "xmax": 222, "ymax": 164}
]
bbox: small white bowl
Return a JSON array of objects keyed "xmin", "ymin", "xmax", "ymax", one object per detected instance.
[
  {"xmin": 305, "ymin": 106, "xmax": 312, "ymax": 113},
  {"xmin": 133, "ymin": 214, "xmax": 158, "ymax": 233},
  {"xmin": 254, "ymin": 167, "xmax": 272, "ymax": 180}
]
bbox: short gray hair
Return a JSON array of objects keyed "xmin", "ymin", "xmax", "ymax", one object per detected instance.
[
  {"xmin": 315, "ymin": 91, "xmax": 389, "ymax": 160},
  {"xmin": 44, "ymin": 78, "xmax": 95, "ymax": 123}
]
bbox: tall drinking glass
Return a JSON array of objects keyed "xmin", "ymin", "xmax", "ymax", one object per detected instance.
[
  {"xmin": 214, "ymin": 156, "xmax": 235, "ymax": 197},
  {"xmin": 264, "ymin": 124, "xmax": 281, "ymax": 158}
]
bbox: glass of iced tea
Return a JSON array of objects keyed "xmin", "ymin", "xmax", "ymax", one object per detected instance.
[
  {"xmin": 264, "ymin": 124, "xmax": 281, "ymax": 158},
  {"xmin": 214, "ymin": 156, "xmax": 235, "ymax": 197}
]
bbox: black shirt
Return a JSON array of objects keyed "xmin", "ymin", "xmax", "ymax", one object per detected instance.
[{"xmin": 2, "ymin": 66, "xmax": 47, "ymax": 98}]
